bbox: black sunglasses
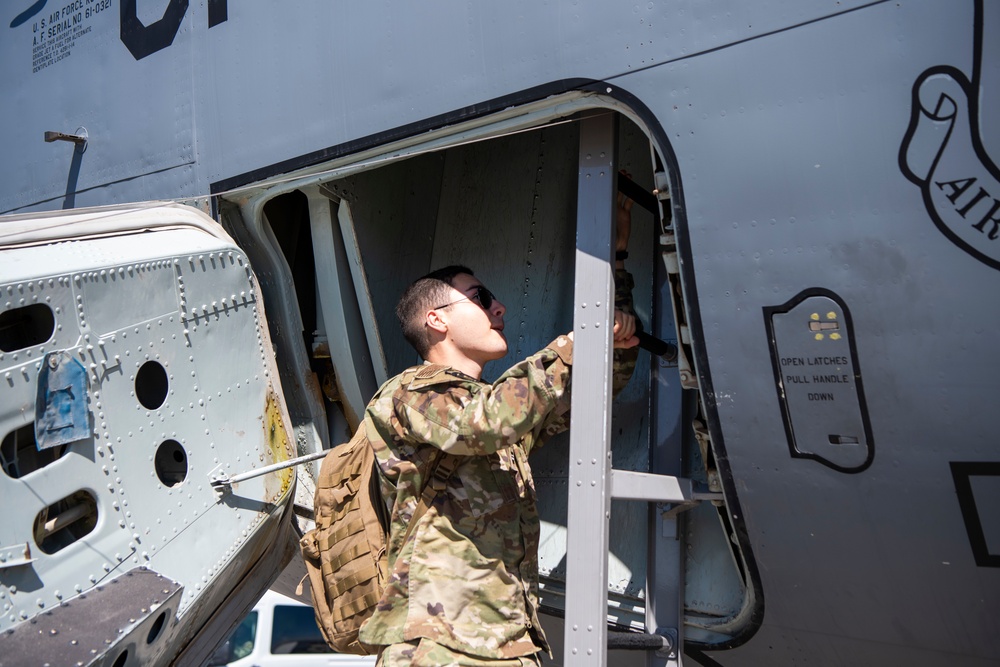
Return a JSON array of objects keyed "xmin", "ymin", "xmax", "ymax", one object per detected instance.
[{"xmin": 435, "ymin": 285, "xmax": 496, "ymax": 310}]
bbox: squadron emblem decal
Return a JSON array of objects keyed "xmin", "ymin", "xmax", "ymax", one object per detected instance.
[{"xmin": 900, "ymin": 0, "xmax": 1000, "ymax": 271}]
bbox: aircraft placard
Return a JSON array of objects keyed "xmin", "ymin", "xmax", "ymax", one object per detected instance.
[{"xmin": 764, "ymin": 290, "xmax": 874, "ymax": 473}]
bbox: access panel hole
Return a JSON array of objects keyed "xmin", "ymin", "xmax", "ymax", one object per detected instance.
[
  {"xmin": 0, "ymin": 303, "xmax": 55, "ymax": 352},
  {"xmin": 1, "ymin": 423, "xmax": 66, "ymax": 479},
  {"xmin": 155, "ymin": 440, "xmax": 187, "ymax": 487},
  {"xmin": 135, "ymin": 361, "xmax": 169, "ymax": 410},
  {"xmin": 111, "ymin": 649, "xmax": 129, "ymax": 667},
  {"xmin": 32, "ymin": 490, "xmax": 98, "ymax": 554},
  {"xmin": 147, "ymin": 610, "xmax": 167, "ymax": 644}
]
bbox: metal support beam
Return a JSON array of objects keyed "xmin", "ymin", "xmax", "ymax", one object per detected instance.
[
  {"xmin": 336, "ymin": 200, "xmax": 388, "ymax": 386},
  {"xmin": 646, "ymin": 247, "xmax": 688, "ymax": 667},
  {"xmin": 303, "ymin": 187, "xmax": 379, "ymax": 429},
  {"xmin": 563, "ymin": 111, "xmax": 618, "ymax": 667}
]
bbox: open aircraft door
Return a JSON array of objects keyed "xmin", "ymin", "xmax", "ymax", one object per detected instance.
[
  {"xmin": 0, "ymin": 203, "xmax": 299, "ymax": 667},
  {"xmin": 213, "ymin": 102, "xmax": 755, "ymax": 666}
]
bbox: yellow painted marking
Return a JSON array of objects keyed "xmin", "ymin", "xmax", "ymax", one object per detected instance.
[
  {"xmin": 810, "ymin": 313, "xmax": 820, "ymax": 320},
  {"xmin": 830, "ymin": 333, "xmax": 842, "ymax": 340},
  {"xmin": 827, "ymin": 311, "xmax": 837, "ymax": 320},
  {"xmin": 264, "ymin": 390, "xmax": 294, "ymax": 496},
  {"xmin": 815, "ymin": 333, "xmax": 825, "ymax": 341}
]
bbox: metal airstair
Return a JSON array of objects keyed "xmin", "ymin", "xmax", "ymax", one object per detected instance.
[{"xmin": 563, "ymin": 112, "xmax": 720, "ymax": 667}]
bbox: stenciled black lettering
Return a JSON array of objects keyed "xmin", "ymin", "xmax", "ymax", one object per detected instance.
[
  {"xmin": 807, "ymin": 356, "xmax": 847, "ymax": 366},
  {"xmin": 957, "ymin": 186, "xmax": 992, "ymax": 218},
  {"xmin": 85, "ymin": 0, "xmax": 111, "ymax": 19},
  {"xmin": 208, "ymin": 0, "xmax": 226, "ymax": 27},
  {"xmin": 971, "ymin": 198, "xmax": 1000, "ymax": 240},
  {"xmin": 120, "ymin": 0, "xmax": 188, "ymax": 60},
  {"xmin": 936, "ymin": 177, "xmax": 976, "ymax": 205},
  {"xmin": 934, "ymin": 178, "xmax": 999, "ymax": 242},
  {"xmin": 120, "ymin": 0, "xmax": 228, "ymax": 61},
  {"xmin": 812, "ymin": 374, "xmax": 850, "ymax": 384},
  {"xmin": 60, "ymin": 1, "xmax": 83, "ymax": 18}
]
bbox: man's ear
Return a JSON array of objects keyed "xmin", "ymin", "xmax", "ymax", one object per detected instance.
[{"xmin": 425, "ymin": 309, "xmax": 449, "ymax": 336}]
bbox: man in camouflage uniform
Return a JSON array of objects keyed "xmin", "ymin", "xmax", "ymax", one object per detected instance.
[{"xmin": 360, "ymin": 199, "xmax": 638, "ymax": 666}]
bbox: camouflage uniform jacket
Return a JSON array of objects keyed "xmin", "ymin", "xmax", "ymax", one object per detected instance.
[{"xmin": 358, "ymin": 271, "xmax": 637, "ymax": 659}]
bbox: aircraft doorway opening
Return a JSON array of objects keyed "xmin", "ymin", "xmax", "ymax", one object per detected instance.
[{"xmin": 231, "ymin": 107, "xmax": 750, "ymax": 653}]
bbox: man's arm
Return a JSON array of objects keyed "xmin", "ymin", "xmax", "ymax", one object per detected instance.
[
  {"xmin": 387, "ymin": 336, "xmax": 574, "ymax": 457},
  {"xmin": 613, "ymin": 179, "xmax": 639, "ymax": 392},
  {"xmin": 380, "ymin": 181, "xmax": 639, "ymax": 457},
  {"xmin": 613, "ymin": 269, "xmax": 639, "ymax": 395}
]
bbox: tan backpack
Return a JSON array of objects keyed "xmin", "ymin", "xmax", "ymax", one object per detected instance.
[{"xmin": 299, "ymin": 421, "xmax": 453, "ymax": 655}]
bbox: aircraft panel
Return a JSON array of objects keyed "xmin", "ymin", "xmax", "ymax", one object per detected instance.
[
  {"xmin": 244, "ymin": 115, "xmax": 708, "ymax": 632},
  {"xmin": 0, "ymin": 2, "xmax": 196, "ymax": 213},
  {"xmin": 3, "ymin": 1, "xmax": 881, "ymax": 213},
  {"xmin": 0, "ymin": 207, "xmax": 298, "ymax": 665},
  {"xmin": 764, "ymin": 291, "xmax": 873, "ymax": 473},
  {"xmin": 608, "ymin": 0, "xmax": 1000, "ymax": 662},
  {"xmin": 3, "ymin": 1, "xmax": 997, "ymax": 664},
  {"xmin": 317, "ymin": 154, "xmax": 446, "ymax": 377},
  {"xmin": 79, "ymin": 262, "xmax": 178, "ymax": 337},
  {"xmin": 968, "ymin": 474, "xmax": 1000, "ymax": 556},
  {"xmin": 192, "ymin": 0, "xmax": 881, "ymax": 189}
]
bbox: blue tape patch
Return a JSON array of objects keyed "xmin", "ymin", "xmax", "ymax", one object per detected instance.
[{"xmin": 35, "ymin": 352, "xmax": 90, "ymax": 450}]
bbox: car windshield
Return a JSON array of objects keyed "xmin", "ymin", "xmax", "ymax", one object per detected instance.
[{"xmin": 271, "ymin": 605, "xmax": 332, "ymax": 654}]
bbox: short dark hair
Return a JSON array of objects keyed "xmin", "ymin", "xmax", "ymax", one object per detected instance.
[{"xmin": 395, "ymin": 265, "xmax": 474, "ymax": 358}]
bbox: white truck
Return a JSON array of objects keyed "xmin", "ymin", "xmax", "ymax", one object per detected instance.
[{"xmin": 209, "ymin": 591, "xmax": 375, "ymax": 667}]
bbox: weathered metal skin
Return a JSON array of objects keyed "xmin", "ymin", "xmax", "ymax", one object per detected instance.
[
  {"xmin": 0, "ymin": 204, "xmax": 297, "ymax": 666},
  {"xmin": 1, "ymin": 2, "xmax": 998, "ymax": 666}
]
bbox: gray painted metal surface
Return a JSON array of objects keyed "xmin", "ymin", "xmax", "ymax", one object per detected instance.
[
  {"xmin": 563, "ymin": 112, "xmax": 619, "ymax": 666},
  {"xmin": 609, "ymin": 470, "xmax": 699, "ymax": 504},
  {"xmin": 1, "ymin": 0, "xmax": 882, "ymax": 214},
  {"xmin": 613, "ymin": 2, "xmax": 1000, "ymax": 663},
  {"xmin": 304, "ymin": 187, "xmax": 379, "ymax": 428},
  {"xmin": 0, "ymin": 205, "xmax": 297, "ymax": 666},
  {"xmin": 1, "ymin": 1, "xmax": 998, "ymax": 666}
]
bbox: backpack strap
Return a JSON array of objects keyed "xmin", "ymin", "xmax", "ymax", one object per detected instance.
[
  {"xmin": 401, "ymin": 450, "xmax": 459, "ymax": 544},
  {"xmin": 363, "ymin": 413, "xmax": 459, "ymax": 545}
]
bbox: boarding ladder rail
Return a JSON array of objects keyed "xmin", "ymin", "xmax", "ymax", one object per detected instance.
[{"xmin": 564, "ymin": 112, "xmax": 719, "ymax": 667}]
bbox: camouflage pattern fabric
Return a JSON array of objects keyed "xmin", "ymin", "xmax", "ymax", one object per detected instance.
[
  {"xmin": 612, "ymin": 270, "xmax": 639, "ymax": 395},
  {"xmin": 377, "ymin": 637, "xmax": 542, "ymax": 666},
  {"xmin": 358, "ymin": 271, "xmax": 637, "ymax": 660}
]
